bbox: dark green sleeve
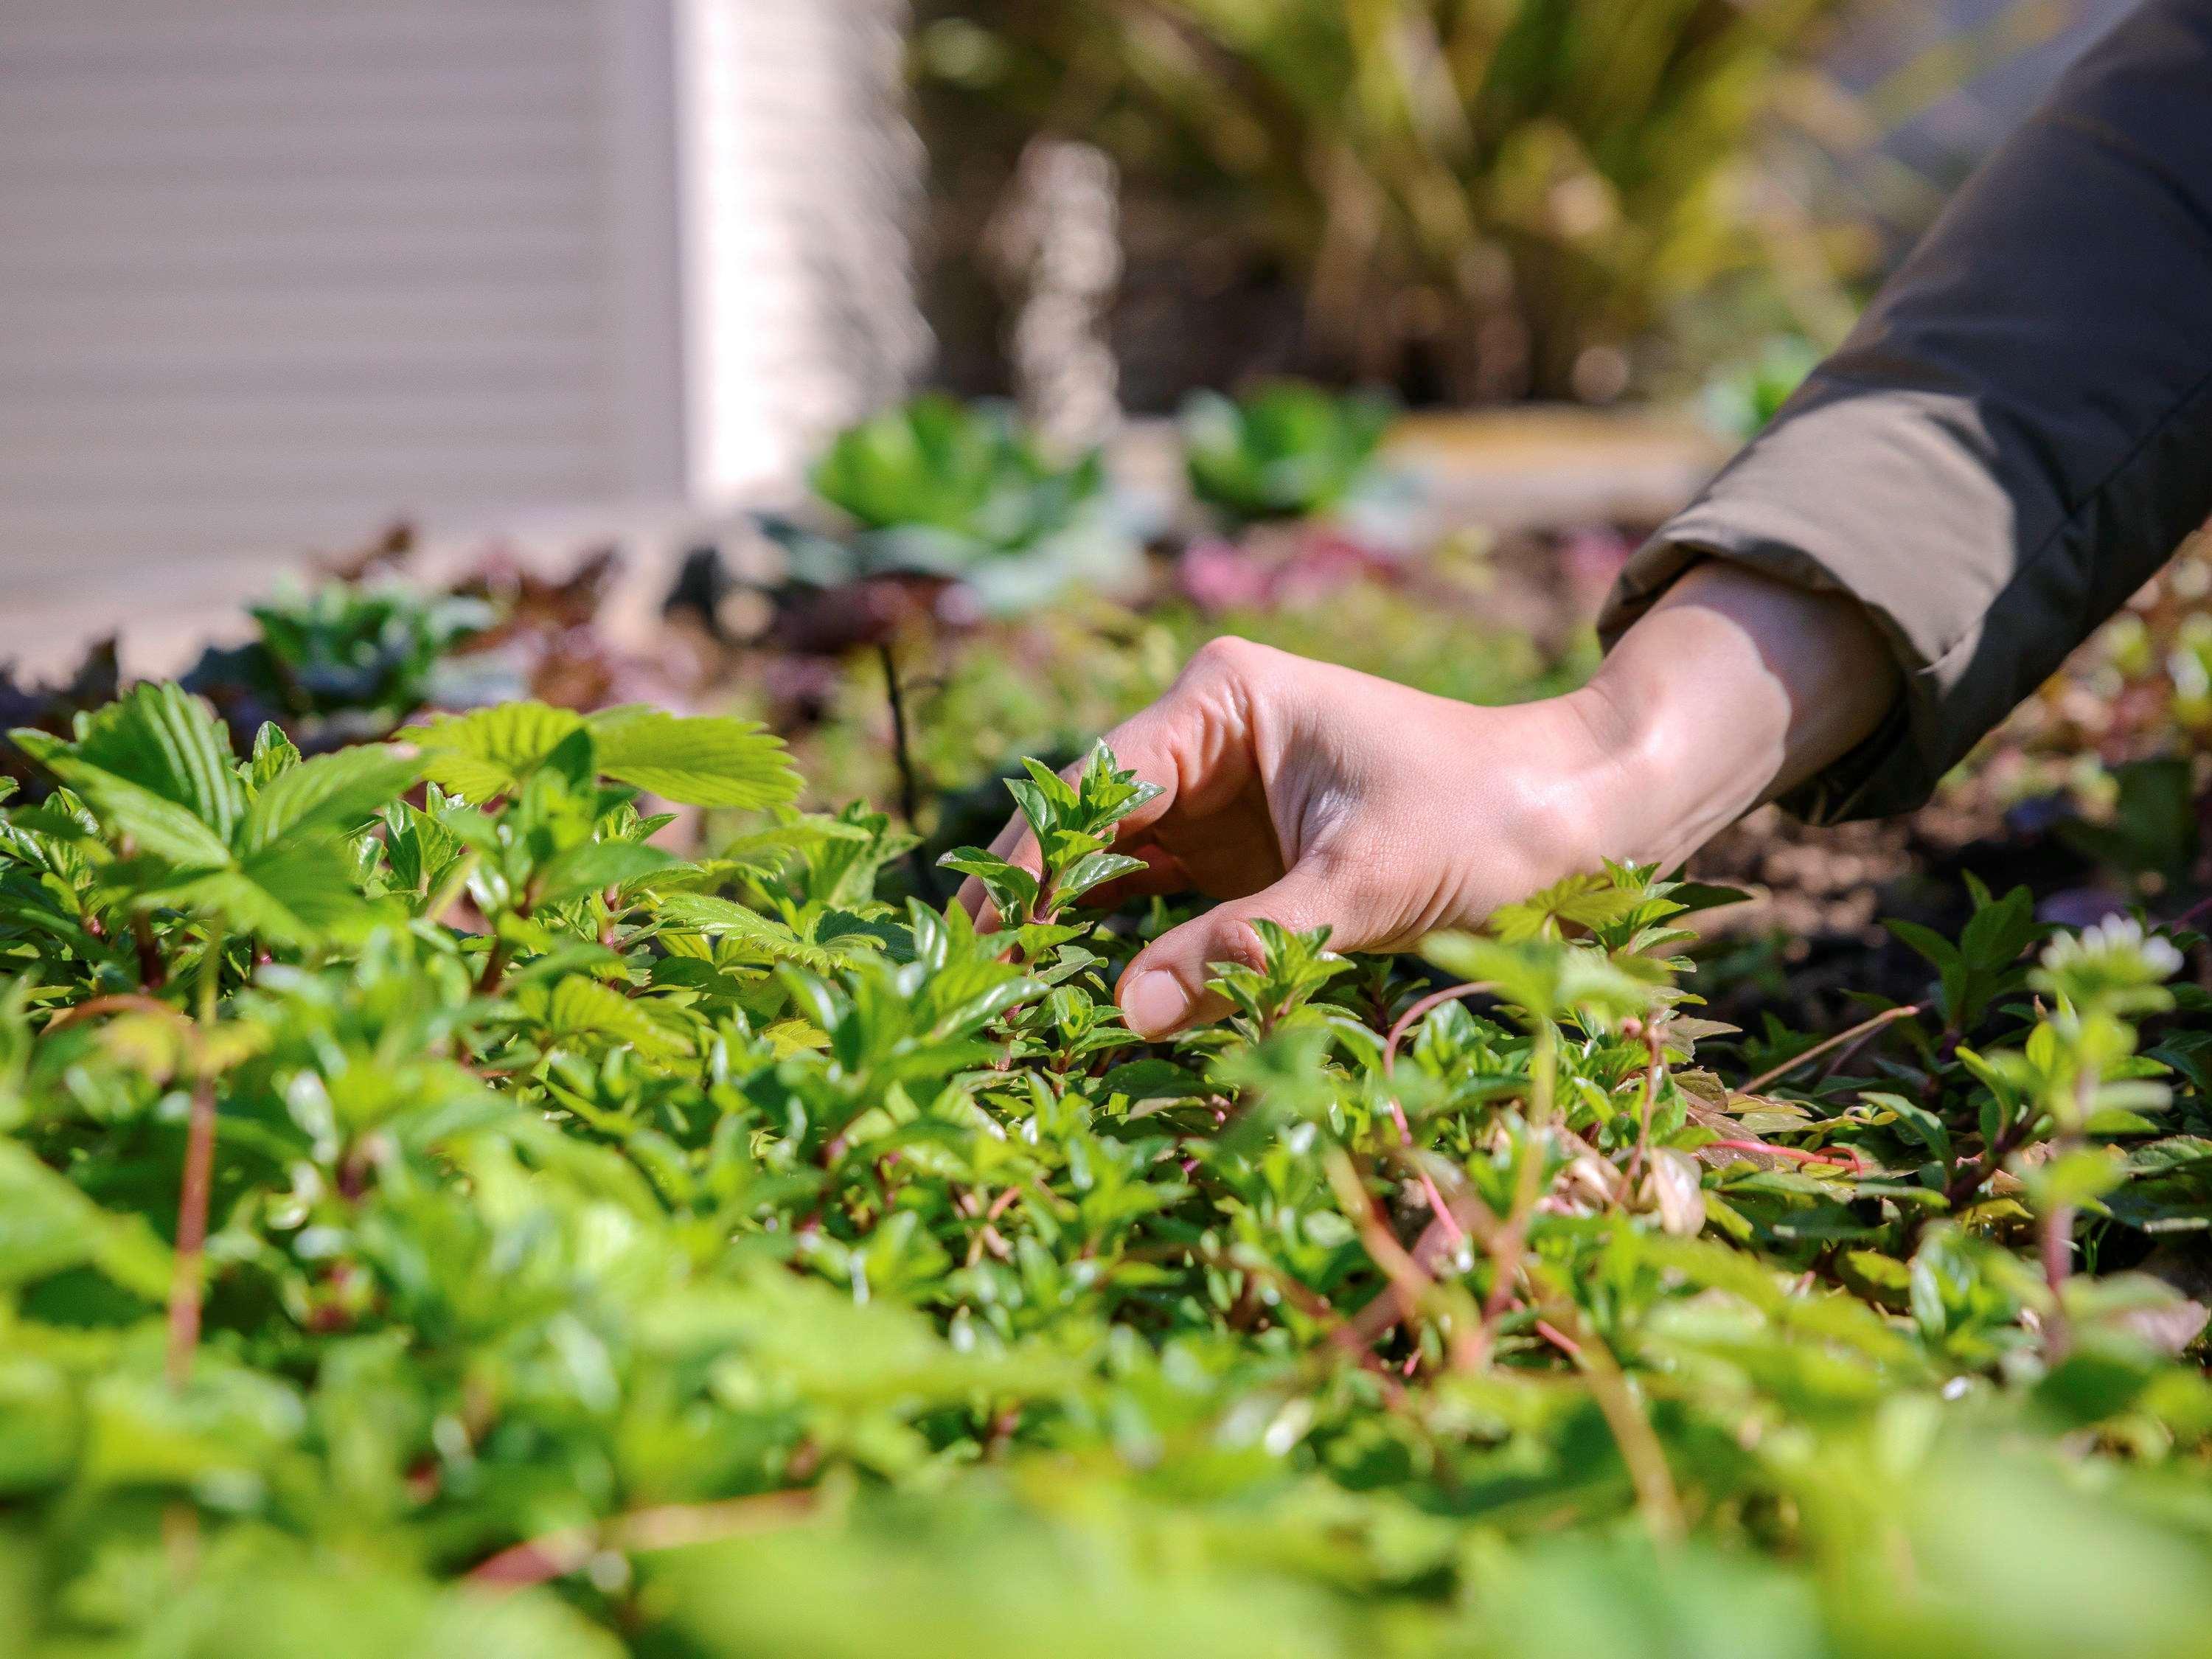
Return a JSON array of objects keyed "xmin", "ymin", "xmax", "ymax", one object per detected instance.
[{"xmin": 1598, "ymin": 0, "xmax": 2212, "ymax": 823}]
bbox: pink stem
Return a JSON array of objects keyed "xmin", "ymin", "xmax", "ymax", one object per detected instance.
[{"xmin": 165, "ymin": 1074, "xmax": 218, "ymax": 1388}]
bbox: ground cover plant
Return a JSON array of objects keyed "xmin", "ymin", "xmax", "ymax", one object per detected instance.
[{"xmin": 2, "ymin": 664, "xmax": 2212, "ymax": 1657}]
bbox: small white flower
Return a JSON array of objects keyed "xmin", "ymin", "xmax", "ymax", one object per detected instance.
[{"xmin": 2039, "ymin": 914, "xmax": 2183, "ymax": 984}]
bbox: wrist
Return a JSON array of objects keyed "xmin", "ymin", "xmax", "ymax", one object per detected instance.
[
  {"xmin": 1557, "ymin": 672, "xmax": 1759, "ymax": 873},
  {"xmin": 1568, "ymin": 560, "xmax": 1899, "ymax": 869}
]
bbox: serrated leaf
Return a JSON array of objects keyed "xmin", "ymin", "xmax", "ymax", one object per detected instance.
[
  {"xmin": 248, "ymin": 721, "xmax": 303, "ymax": 787},
  {"xmin": 1489, "ymin": 870, "xmax": 1646, "ymax": 942},
  {"xmin": 68, "ymin": 682, "xmax": 245, "ymax": 843},
  {"xmin": 408, "ymin": 703, "xmax": 588, "ymax": 802},
  {"xmin": 243, "ymin": 743, "xmax": 422, "ymax": 851},
  {"xmin": 586, "ymin": 706, "xmax": 799, "ymax": 809},
  {"xmin": 149, "ymin": 833, "xmax": 366, "ymax": 945},
  {"xmin": 529, "ymin": 977, "xmax": 693, "ymax": 1061},
  {"xmin": 654, "ymin": 893, "xmax": 839, "ymax": 970},
  {"xmin": 29, "ymin": 754, "xmax": 234, "ymax": 868}
]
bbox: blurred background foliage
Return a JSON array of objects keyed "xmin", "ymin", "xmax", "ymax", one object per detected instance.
[{"xmin": 913, "ymin": 0, "xmax": 2071, "ymax": 407}]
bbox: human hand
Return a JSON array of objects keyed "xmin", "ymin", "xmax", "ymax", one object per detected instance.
[
  {"xmin": 960, "ymin": 561, "xmax": 1897, "ymax": 1038},
  {"xmin": 957, "ymin": 634, "xmax": 1642, "ymax": 1036}
]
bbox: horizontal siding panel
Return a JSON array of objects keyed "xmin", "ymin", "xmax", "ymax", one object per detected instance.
[
  {"xmin": 0, "ymin": 4, "xmax": 596, "ymax": 63},
  {"xmin": 1, "ymin": 305, "xmax": 605, "ymax": 365},
  {"xmin": 0, "ymin": 383, "xmax": 599, "ymax": 431},
  {"xmin": 0, "ymin": 57, "xmax": 594, "ymax": 119},
  {"xmin": 0, "ymin": 450, "xmax": 614, "ymax": 501},
  {"xmin": 1, "ymin": 176, "xmax": 599, "ymax": 233},
  {"xmin": 0, "ymin": 120, "xmax": 598, "ymax": 180},
  {"xmin": 0, "ymin": 0, "xmax": 636, "ymax": 557},
  {"xmin": 0, "ymin": 230, "xmax": 602, "ymax": 285}
]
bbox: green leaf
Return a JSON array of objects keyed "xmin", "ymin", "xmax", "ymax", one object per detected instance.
[
  {"xmin": 586, "ymin": 706, "xmax": 800, "ymax": 809},
  {"xmin": 243, "ymin": 743, "xmax": 422, "ymax": 851},
  {"xmin": 1865, "ymin": 1090, "xmax": 1951, "ymax": 1166},
  {"xmin": 69, "ymin": 682, "xmax": 245, "ymax": 843},
  {"xmin": 15, "ymin": 738, "xmax": 234, "ymax": 868},
  {"xmin": 1489, "ymin": 871, "xmax": 1646, "ymax": 942},
  {"xmin": 1102, "ymin": 1059, "xmax": 1206, "ymax": 1102},
  {"xmin": 0, "ymin": 1141, "xmax": 170, "ymax": 1300},
  {"xmin": 408, "ymin": 703, "xmax": 588, "ymax": 802},
  {"xmin": 535, "ymin": 838, "xmax": 679, "ymax": 908},
  {"xmin": 938, "ymin": 846, "xmax": 1040, "ymax": 925},
  {"xmin": 1051, "ymin": 850, "xmax": 1146, "ymax": 908},
  {"xmin": 150, "ymin": 834, "xmax": 365, "ymax": 945},
  {"xmin": 654, "ymin": 893, "xmax": 841, "ymax": 970},
  {"xmin": 248, "ymin": 721, "xmax": 303, "ymax": 787},
  {"xmin": 1420, "ymin": 931, "xmax": 1658, "ymax": 1025},
  {"xmin": 2025, "ymin": 1147, "xmax": 2128, "ymax": 1211},
  {"xmin": 526, "ymin": 977, "xmax": 693, "ymax": 1061}
]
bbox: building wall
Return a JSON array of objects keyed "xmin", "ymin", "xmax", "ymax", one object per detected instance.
[
  {"xmin": 0, "ymin": 0, "xmax": 701, "ymax": 575},
  {"xmin": 0, "ymin": 0, "xmax": 924, "ymax": 590}
]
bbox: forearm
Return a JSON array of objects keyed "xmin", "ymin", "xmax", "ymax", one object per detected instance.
[
  {"xmin": 1601, "ymin": 0, "xmax": 2212, "ymax": 822},
  {"xmin": 1572, "ymin": 560, "xmax": 1899, "ymax": 869}
]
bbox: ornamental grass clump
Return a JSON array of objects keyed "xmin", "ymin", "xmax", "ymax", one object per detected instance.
[{"xmin": 0, "ymin": 684, "xmax": 2210, "ymax": 1655}]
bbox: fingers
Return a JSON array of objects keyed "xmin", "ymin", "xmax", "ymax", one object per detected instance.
[{"xmin": 1114, "ymin": 856, "xmax": 1353, "ymax": 1039}]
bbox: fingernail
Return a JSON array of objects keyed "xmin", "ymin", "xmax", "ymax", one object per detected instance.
[{"xmin": 1121, "ymin": 970, "xmax": 1186, "ymax": 1039}]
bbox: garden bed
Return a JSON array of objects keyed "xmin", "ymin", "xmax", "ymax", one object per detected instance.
[{"xmin": 3, "ymin": 392, "xmax": 2211, "ymax": 1656}]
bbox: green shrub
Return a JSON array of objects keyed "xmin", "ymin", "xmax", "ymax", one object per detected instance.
[
  {"xmin": 1701, "ymin": 335, "xmax": 1822, "ymax": 441},
  {"xmin": 782, "ymin": 395, "xmax": 1138, "ymax": 615},
  {"xmin": 1, "ymin": 679, "xmax": 2210, "ymax": 1655},
  {"xmin": 1181, "ymin": 381, "xmax": 1397, "ymax": 526}
]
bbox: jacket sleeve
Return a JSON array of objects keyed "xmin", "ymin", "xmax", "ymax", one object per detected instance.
[{"xmin": 1597, "ymin": 0, "xmax": 2212, "ymax": 823}]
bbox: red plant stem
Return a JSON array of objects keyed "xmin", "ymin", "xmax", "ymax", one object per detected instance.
[
  {"xmin": 1532, "ymin": 1317, "xmax": 1583, "ymax": 1360},
  {"xmin": 1400, "ymin": 1153, "xmax": 1464, "ymax": 1249},
  {"xmin": 468, "ymin": 1489, "xmax": 818, "ymax": 1592},
  {"xmin": 2040, "ymin": 1197, "xmax": 2076, "ymax": 1361},
  {"xmin": 165, "ymin": 1072, "xmax": 218, "ymax": 1388},
  {"xmin": 2041, "ymin": 1202, "xmax": 2075, "ymax": 1295},
  {"xmin": 131, "ymin": 913, "xmax": 166, "ymax": 990},
  {"xmin": 41, "ymin": 992, "xmax": 185, "ymax": 1033},
  {"xmin": 473, "ymin": 935, "xmax": 512, "ymax": 996},
  {"xmin": 2171, "ymin": 891, "xmax": 2212, "ymax": 933},
  {"xmin": 1381, "ymin": 981, "xmax": 1494, "ymax": 1076},
  {"xmin": 1379, "ymin": 984, "xmax": 1498, "ymax": 1248},
  {"xmin": 1326, "ymin": 1148, "xmax": 1486, "ymax": 1369},
  {"xmin": 1736, "ymin": 1004, "xmax": 1920, "ymax": 1097}
]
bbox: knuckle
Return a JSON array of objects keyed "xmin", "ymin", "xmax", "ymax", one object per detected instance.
[{"xmin": 1188, "ymin": 633, "xmax": 1270, "ymax": 681}]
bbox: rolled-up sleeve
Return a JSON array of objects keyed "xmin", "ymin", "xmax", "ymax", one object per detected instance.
[{"xmin": 1599, "ymin": 0, "xmax": 2212, "ymax": 822}]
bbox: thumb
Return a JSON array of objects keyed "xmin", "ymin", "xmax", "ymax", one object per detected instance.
[{"xmin": 1116, "ymin": 858, "xmax": 1352, "ymax": 1040}]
